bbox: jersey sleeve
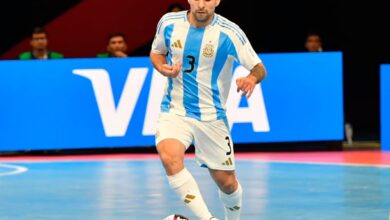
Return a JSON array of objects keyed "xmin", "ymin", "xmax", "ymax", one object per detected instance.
[
  {"xmin": 230, "ymin": 27, "xmax": 262, "ymax": 71},
  {"xmin": 151, "ymin": 14, "xmax": 169, "ymax": 55}
]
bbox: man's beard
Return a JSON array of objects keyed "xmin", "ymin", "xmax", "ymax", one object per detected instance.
[{"xmin": 194, "ymin": 11, "xmax": 210, "ymax": 23}]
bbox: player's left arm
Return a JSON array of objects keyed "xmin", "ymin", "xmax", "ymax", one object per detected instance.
[
  {"xmin": 230, "ymin": 24, "xmax": 267, "ymax": 98},
  {"xmin": 236, "ymin": 62, "xmax": 267, "ymax": 98}
]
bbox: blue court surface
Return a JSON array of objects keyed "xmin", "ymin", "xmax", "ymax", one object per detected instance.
[{"xmin": 0, "ymin": 155, "xmax": 390, "ymax": 220}]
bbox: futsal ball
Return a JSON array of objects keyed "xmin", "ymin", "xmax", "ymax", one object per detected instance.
[{"xmin": 163, "ymin": 214, "xmax": 189, "ymax": 220}]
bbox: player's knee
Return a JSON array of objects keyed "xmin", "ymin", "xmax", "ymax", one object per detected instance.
[
  {"xmin": 160, "ymin": 154, "xmax": 181, "ymax": 167},
  {"xmin": 159, "ymin": 152, "xmax": 184, "ymax": 173},
  {"xmin": 218, "ymin": 178, "xmax": 238, "ymax": 194},
  {"xmin": 159, "ymin": 148, "xmax": 180, "ymax": 162}
]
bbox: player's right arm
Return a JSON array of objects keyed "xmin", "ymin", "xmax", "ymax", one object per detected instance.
[
  {"xmin": 150, "ymin": 51, "xmax": 181, "ymax": 78},
  {"xmin": 150, "ymin": 13, "xmax": 181, "ymax": 78}
]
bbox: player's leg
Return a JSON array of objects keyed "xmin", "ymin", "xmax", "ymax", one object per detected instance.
[
  {"xmin": 192, "ymin": 118, "xmax": 242, "ymax": 220},
  {"xmin": 157, "ymin": 138, "xmax": 185, "ymax": 175},
  {"xmin": 209, "ymin": 169, "xmax": 242, "ymax": 220},
  {"xmin": 156, "ymin": 113, "xmax": 214, "ymax": 220}
]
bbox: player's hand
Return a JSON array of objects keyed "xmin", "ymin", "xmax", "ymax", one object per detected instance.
[
  {"xmin": 236, "ymin": 75, "xmax": 257, "ymax": 98},
  {"xmin": 160, "ymin": 63, "xmax": 182, "ymax": 78}
]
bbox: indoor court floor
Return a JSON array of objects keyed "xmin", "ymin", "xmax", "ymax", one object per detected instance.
[{"xmin": 1, "ymin": 150, "xmax": 390, "ymax": 220}]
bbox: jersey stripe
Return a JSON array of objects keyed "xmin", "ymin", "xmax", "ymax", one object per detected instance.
[
  {"xmin": 216, "ymin": 17, "xmax": 247, "ymax": 45},
  {"xmin": 157, "ymin": 12, "xmax": 186, "ymax": 34},
  {"xmin": 161, "ymin": 78, "xmax": 173, "ymax": 112},
  {"xmin": 182, "ymin": 27, "xmax": 205, "ymax": 120},
  {"xmin": 161, "ymin": 24, "xmax": 175, "ymax": 111},
  {"xmin": 164, "ymin": 24, "xmax": 174, "ymax": 62},
  {"xmin": 220, "ymin": 30, "xmax": 239, "ymax": 62},
  {"xmin": 211, "ymin": 32, "xmax": 237, "ymax": 119},
  {"xmin": 217, "ymin": 22, "xmax": 246, "ymax": 45},
  {"xmin": 217, "ymin": 15, "xmax": 248, "ymax": 41}
]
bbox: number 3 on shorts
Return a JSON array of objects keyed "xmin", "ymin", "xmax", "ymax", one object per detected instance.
[{"xmin": 225, "ymin": 136, "xmax": 232, "ymax": 156}]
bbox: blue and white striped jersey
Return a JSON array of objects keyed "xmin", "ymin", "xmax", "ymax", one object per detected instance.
[{"xmin": 152, "ymin": 11, "xmax": 262, "ymax": 121}]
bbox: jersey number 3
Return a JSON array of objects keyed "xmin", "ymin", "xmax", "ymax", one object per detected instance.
[{"xmin": 184, "ymin": 55, "xmax": 195, "ymax": 73}]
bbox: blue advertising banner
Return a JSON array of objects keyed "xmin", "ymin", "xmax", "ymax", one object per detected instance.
[
  {"xmin": 381, "ymin": 65, "xmax": 390, "ymax": 151},
  {"xmin": 0, "ymin": 52, "xmax": 343, "ymax": 151}
]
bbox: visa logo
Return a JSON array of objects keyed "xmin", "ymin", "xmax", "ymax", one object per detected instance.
[{"xmin": 73, "ymin": 66, "xmax": 270, "ymax": 137}]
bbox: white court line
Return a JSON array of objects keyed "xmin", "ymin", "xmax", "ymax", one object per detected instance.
[
  {"xmin": 1, "ymin": 157, "xmax": 390, "ymax": 168},
  {"xmin": 239, "ymin": 159, "xmax": 390, "ymax": 168},
  {"xmin": 0, "ymin": 163, "xmax": 28, "ymax": 176}
]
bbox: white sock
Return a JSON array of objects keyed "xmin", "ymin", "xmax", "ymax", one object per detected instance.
[
  {"xmin": 219, "ymin": 182, "xmax": 242, "ymax": 220},
  {"xmin": 167, "ymin": 168, "xmax": 213, "ymax": 220}
]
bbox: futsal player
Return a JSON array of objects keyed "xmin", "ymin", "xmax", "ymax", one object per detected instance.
[{"xmin": 150, "ymin": 0, "xmax": 267, "ymax": 219}]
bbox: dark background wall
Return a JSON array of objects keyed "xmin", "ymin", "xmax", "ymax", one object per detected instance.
[
  {"xmin": 218, "ymin": 1, "xmax": 390, "ymax": 141},
  {"xmin": 1, "ymin": 0, "xmax": 389, "ymax": 141}
]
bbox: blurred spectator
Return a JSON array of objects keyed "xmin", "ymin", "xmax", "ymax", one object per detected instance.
[
  {"xmin": 167, "ymin": 2, "xmax": 185, "ymax": 12},
  {"xmin": 130, "ymin": 2, "xmax": 185, "ymax": 56},
  {"xmin": 304, "ymin": 32, "xmax": 323, "ymax": 52},
  {"xmin": 97, "ymin": 32, "xmax": 128, "ymax": 58},
  {"xmin": 19, "ymin": 27, "xmax": 64, "ymax": 59}
]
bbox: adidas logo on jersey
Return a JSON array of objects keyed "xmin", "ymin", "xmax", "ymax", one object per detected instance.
[{"xmin": 171, "ymin": 40, "xmax": 182, "ymax": 49}]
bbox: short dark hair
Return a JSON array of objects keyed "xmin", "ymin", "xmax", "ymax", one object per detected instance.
[
  {"xmin": 306, "ymin": 32, "xmax": 321, "ymax": 39},
  {"xmin": 108, "ymin": 32, "xmax": 126, "ymax": 42},
  {"xmin": 167, "ymin": 2, "xmax": 185, "ymax": 12},
  {"xmin": 32, "ymin": 27, "xmax": 47, "ymax": 35}
]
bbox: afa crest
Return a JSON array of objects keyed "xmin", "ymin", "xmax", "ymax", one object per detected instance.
[{"xmin": 202, "ymin": 44, "xmax": 214, "ymax": 58}]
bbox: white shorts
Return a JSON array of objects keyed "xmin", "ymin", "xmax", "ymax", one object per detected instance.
[{"xmin": 155, "ymin": 112, "xmax": 235, "ymax": 170}]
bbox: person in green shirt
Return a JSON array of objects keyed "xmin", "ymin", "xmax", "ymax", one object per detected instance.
[
  {"xmin": 97, "ymin": 32, "xmax": 128, "ymax": 58},
  {"xmin": 19, "ymin": 27, "xmax": 64, "ymax": 60}
]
